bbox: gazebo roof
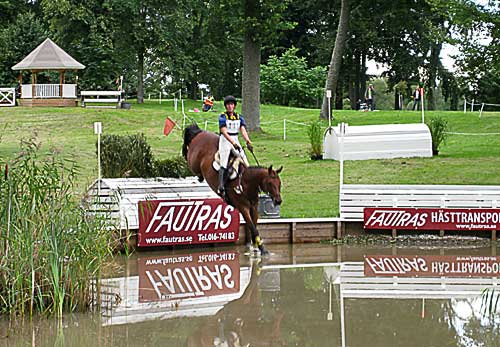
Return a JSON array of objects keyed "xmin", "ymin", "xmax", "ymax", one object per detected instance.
[{"xmin": 12, "ymin": 38, "xmax": 85, "ymax": 71}]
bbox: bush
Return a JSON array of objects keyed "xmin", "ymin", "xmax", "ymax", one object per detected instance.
[
  {"xmin": 154, "ymin": 156, "xmax": 192, "ymax": 178},
  {"xmin": 100, "ymin": 133, "xmax": 155, "ymax": 178},
  {"xmin": 426, "ymin": 115, "xmax": 449, "ymax": 155},
  {"xmin": 307, "ymin": 120, "xmax": 323, "ymax": 160}
]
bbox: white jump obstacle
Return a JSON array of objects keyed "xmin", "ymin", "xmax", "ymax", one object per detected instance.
[
  {"xmin": 339, "ymin": 184, "xmax": 500, "ymax": 222},
  {"xmin": 86, "ymin": 177, "xmax": 217, "ymax": 230},
  {"xmin": 86, "ymin": 177, "xmax": 280, "ymax": 231},
  {"xmin": 81, "ymin": 90, "xmax": 123, "ymax": 108},
  {"xmin": 0, "ymin": 87, "xmax": 15, "ymax": 107},
  {"xmin": 323, "ymin": 123, "xmax": 432, "ymax": 161}
]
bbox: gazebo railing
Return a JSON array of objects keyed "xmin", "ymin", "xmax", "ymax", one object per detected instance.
[{"xmin": 21, "ymin": 84, "xmax": 77, "ymax": 98}]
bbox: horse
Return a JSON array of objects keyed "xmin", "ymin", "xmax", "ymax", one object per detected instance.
[{"xmin": 182, "ymin": 123, "xmax": 282, "ymax": 255}]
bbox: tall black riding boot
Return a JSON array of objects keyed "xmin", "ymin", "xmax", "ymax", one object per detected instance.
[{"xmin": 218, "ymin": 167, "xmax": 226, "ymax": 195}]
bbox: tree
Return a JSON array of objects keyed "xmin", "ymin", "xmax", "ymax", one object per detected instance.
[{"xmin": 320, "ymin": 0, "xmax": 350, "ymax": 118}]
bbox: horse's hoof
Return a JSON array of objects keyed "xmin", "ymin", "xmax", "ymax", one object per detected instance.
[{"xmin": 258, "ymin": 245, "xmax": 270, "ymax": 256}]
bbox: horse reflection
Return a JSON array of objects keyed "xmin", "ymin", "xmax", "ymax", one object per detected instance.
[
  {"xmin": 187, "ymin": 262, "xmax": 284, "ymax": 347},
  {"xmin": 182, "ymin": 124, "xmax": 282, "ymax": 254}
]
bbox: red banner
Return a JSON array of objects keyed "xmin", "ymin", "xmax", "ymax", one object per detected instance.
[
  {"xmin": 364, "ymin": 255, "xmax": 500, "ymax": 277},
  {"xmin": 138, "ymin": 251, "xmax": 240, "ymax": 302},
  {"xmin": 138, "ymin": 199, "xmax": 240, "ymax": 247},
  {"xmin": 364, "ymin": 207, "xmax": 500, "ymax": 231}
]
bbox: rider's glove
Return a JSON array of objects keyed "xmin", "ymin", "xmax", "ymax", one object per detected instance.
[
  {"xmin": 246, "ymin": 143, "xmax": 254, "ymax": 152},
  {"xmin": 233, "ymin": 142, "xmax": 242, "ymax": 151}
]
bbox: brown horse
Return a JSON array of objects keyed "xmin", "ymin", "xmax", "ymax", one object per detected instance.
[{"xmin": 182, "ymin": 123, "xmax": 282, "ymax": 255}]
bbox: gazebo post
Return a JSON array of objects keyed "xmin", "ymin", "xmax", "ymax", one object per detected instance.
[
  {"xmin": 31, "ymin": 70, "xmax": 35, "ymax": 97},
  {"xmin": 59, "ymin": 70, "xmax": 65, "ymax": 97}
]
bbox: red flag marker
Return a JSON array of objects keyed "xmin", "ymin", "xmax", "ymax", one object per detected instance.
[{"xmin": 163, "ymin": 117, "xmax": 176, "ymax": 136}]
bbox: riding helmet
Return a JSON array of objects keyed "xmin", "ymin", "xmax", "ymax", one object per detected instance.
[{"xmin": 224, "ymin": 95, "xmax": 237, "ymax": 106}]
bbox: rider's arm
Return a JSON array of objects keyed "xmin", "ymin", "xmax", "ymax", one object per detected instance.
[
  {"xmin": 239, "ymin": 116, "xmax": 252, "ymax": 146},
  {"xmin": 240, "ymin": 126, "xmax": 251, "ymax": 146}
]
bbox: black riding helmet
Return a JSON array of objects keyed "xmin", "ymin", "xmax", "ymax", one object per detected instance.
[{"xmin": 224, "ymin": 95, "xmax": 237, "ymax": 106}]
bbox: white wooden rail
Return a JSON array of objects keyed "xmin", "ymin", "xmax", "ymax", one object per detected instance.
[
  {"xmin": 340, "ymin": 184, "xmax": 500, "ymax": 222},
  {"xmin": 0, "ymin": 88, "xmax": 15, "ymax": 107},
  {"xmin": 81, "ymin": 90, "xmax": 122, "ymax": 108}
]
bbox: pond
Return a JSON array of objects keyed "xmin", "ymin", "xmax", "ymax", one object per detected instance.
[{"xmin": 1, "ymin": 242, "xmax": 499, "ymax": 346}]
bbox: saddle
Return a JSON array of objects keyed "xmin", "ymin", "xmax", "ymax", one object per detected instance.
[{"xmin": 212, "ymin": 149, "xmax": 249, "ymax": 180}]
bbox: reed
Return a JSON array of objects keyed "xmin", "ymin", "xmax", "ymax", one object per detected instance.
[{"xmin": 0, "ymin": 139, "xmax": 113, "ymax": 317}]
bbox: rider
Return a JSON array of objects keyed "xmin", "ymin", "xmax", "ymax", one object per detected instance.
[{"xmin": 218, "ymin": 95, "xmax": 253, "ymax": 195}]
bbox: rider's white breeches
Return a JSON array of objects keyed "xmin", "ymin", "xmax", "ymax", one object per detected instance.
[{"xmin": 219, "ymin": 135, "xmax": 248, "ymax": 169}]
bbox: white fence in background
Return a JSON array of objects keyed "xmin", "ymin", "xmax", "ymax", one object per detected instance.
[{"xmin": 0, "ymin": 87, "xmax": 15, "ymax": 107}]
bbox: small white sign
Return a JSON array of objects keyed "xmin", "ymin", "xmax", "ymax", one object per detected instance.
[
  {"xmin": 326, "ymin": 90, "xmax": 332, "ymax": 98},
  {"xmin": 94, "ymin": 122, "xmax": 102, "ymax": 134}
]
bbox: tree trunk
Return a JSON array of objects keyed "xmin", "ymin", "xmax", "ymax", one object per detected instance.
[
  {"xmin": 320, "ymin": 0, "xmax": 350, "ymax": 119},
  {"xmin": 426, "ymin": 42, "xmax": 442, "ymax": 111},
  {"xmin": 242, "ymin": 0, "xmax": 261, "ymax": 131},
  {"xmin": 137, "ymin": 48, "xmax": 144, "ymax": 104}
]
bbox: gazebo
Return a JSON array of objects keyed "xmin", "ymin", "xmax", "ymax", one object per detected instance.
[{"xmin": 12, "ymin": 38, "xmax": 85, "ymax": 107}]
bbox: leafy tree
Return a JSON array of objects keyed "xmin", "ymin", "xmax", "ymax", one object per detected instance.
[
  {"xmin": 0, "ymin": 12, "xmax": 48, "ymax": 85},
  {"xmin": 260, "ymin": 47, "xmax": 325, "ymax": 107}
]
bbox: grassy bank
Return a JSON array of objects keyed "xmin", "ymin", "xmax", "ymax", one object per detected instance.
[{"xmin": 1, "ymin": 100, "xmax": 500, "ymax": 217}]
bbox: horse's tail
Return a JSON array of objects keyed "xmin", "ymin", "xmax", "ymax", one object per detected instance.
[{"xmin": 182, "ymin": 123, "xmax": 203, "ymax": 158}]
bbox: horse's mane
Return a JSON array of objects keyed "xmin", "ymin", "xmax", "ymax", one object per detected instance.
[{"xmin": 182, "ymin": 123, "xmax": 203, "ymax": 158}]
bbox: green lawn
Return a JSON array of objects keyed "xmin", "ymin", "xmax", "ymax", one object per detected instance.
[{"xmin": 1, "ymin": 100, "xmax": 500, "ymax": 217}]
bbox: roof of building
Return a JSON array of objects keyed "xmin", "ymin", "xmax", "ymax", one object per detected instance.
[{"xmin": 12, "ymin": 38, "xmax": 85, "ymax": 70}]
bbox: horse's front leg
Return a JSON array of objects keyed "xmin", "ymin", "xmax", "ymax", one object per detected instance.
[
  {"xmin": 249, "ymin": 205, "xmax": 268, "ymax": 255},
  {"xmin": 240, "ymin": 207, "xmax": 268, "ymax": 255}
]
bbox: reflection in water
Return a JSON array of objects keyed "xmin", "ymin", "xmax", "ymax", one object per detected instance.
[{"xmin": 0, "ymin": 244, "xmax": 499, "ymax": 346}]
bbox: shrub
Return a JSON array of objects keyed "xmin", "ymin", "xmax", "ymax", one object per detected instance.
[
  {"xmin": 307, "ymin": 120, "xmax": 323, "ymax": 160},
  {"xmin": 100, "ymin": 133, "xmax": 155, "ymax": 178},
  {"xmin": 154, "ymin": 156, "xmax": 192, "ymax": 178},
  {"xmin": 426, "ymin": 115, "xmax": 449, "ymax": 155}
]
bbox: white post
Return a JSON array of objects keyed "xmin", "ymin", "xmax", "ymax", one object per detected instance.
[
  {"xmin": 480, "ymin": 103, "xmax": 485, "ymax": 118},
  {"xmin": 340, "ymin": 291, "xmax": 346, "ymax": 347},
  {"xmin": 339, "ymin": 123, "xmax": 346, "ymax": 213},
  {"xmin": 463, "ymin": 97, "xmax": 467, "ymax": 114},
  {"xmin": 148, "ymin": 93, "xmax": 150, "ymax": 100},
  {"xmin": 420, "ymin": 88, "xmax": 425, "ymax": 123},
  {"xmin": 181, "ymin": 99, "xmax": 185, "ymax": 114},
  {"xmin": 204, "ymin": 120, "xmax": 208, "ymax": 130},
  {"xmin": 94, "ymin": 122, "xmax": 102, "ymax": 196},
  {"xmin": 471, "ymin": 99, "xmax": 474, "ymax": 112},
  {"xmin": 326, "ymin": 89, "xmax": 332, "ymax": 128},
  {"xmin": 174, "ymin": 97, "xmax": 178, "ymax": 112},
  {"xmin": 201, "ymin": 90, "xmax": 204, "ymax": 102},
  {"xmin": 159, "ymin": 90, "xmax": 162, "ymax": 104},
  {"xmin": 283, "ymin": 119, "xmax": 286, "ymax": 141}
]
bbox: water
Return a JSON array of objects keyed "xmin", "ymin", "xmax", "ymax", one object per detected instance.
[{"xmin": 1, "ymin": 242, "xmax": 499, "ymax": 346}]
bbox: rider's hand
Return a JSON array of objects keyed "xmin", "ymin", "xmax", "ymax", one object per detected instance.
[
  {"xmin": 233, "ymin": 142, "xmax": 241, "ymax": 151},
  {"xmin": 246, "ymin": 142, "xmax": 254, "ymax": 152}
]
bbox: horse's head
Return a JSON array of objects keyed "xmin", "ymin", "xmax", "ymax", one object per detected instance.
[{"xmin": 262, "ymin": 165, "xmax": 283, "ymax": 206}]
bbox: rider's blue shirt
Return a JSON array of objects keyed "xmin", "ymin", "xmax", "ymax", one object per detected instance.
[{"xmin": 219, "ymin": 112, "xmax": 246, "ymax": 135}]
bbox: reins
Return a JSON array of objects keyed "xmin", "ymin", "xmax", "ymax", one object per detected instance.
[{"xmin": 247, "ymin": 146, "xmax": 260, "ymax": 166}]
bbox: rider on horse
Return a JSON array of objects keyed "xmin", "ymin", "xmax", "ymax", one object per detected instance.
[{"xmin": 218, "ymin": 95, "xmax": 253, "ymax": 195}]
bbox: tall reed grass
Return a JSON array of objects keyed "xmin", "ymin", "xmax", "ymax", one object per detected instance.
[{"xmin": 0, "ymin": 139, "xmax": 113, "ymax": 317}]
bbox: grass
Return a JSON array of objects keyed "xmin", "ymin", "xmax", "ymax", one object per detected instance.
[{"xmin": 1, "ymin": 99, "xmax": 500, "ymax": 217}]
